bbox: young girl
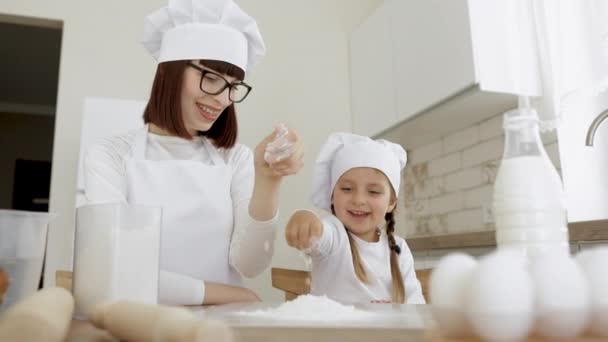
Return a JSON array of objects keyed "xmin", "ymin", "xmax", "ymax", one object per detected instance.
[{"xmin": 285, "ymin": 133, "xmax": 425, "ymax": 304}]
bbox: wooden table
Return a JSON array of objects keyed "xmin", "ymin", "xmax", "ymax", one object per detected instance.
[
  {"xmin": 65, "ymin": 301, "xmax": 606, "ymax": 342},
  {"xmin": 58, "ymin": 271, "xmax": 604, "ymax": 342}
]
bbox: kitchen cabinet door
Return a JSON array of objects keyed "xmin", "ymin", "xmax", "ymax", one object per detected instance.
[
  {"xmin": 349, "ymin": 3, "xmax": 398, "ymax": 137},
  {"xmin": 387, "ymin": 0, "xmax": 476, "ymax": 122}
]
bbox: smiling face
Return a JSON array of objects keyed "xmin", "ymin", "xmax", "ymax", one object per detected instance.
[
  {"xmin": 180, "ymin": 62, "xmax": 237, "ymax": 135},
  {"xmin": 331, "ymin": 167, "xmax": 397, "ymax": 242}
]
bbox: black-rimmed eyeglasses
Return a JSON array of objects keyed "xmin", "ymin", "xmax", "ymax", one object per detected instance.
[{"xmin": 187, "ymin": 62, "xmax": 252, "ymax": 103}]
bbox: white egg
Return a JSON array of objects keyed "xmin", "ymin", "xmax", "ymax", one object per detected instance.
[
  {"xmin": 429, "ymin": 253, "xmax": 478, "ymax": 337},
  {"xmin": 576, "ymin": 247, "xmax": 608, "ymax": 337},
  {"xmin": 465, "ymin": 248, "xmax": 534, "ymax": 342},
  {"xmin": 530, "ymin": 252, "xmax": 589, "ymax": 339}
]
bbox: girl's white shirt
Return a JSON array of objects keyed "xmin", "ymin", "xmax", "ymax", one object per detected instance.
[{"xmin": 308, "ymin": 214, "xmax": 425, "ymax": 304}]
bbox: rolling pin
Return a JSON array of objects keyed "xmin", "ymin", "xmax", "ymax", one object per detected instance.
[
  {"xmin": 90, "ymin": 301, "xmax": 233, "ymax": 342},
  {"xmin": 0, "ymin": 287, "xmax": 74, "ymax": 342},
  {"xmin": 64, "ymin": 320, "xmax": 119, "ymax": 342}
]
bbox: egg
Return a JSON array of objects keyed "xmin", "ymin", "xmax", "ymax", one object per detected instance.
[
  {"xmin": 529, "ymin": 252, "xmax": 589, "ymax": 339},
  {"xmin": 429, "ymin": 253, "xmax": 478, "ymax": 337},
  {"xmin": 576, "ymin": 247, "xmax": 608, "ymax": 337},
  {"xmin": 465, "ymin": 248, "xmax": 534, "ymax": 342}
]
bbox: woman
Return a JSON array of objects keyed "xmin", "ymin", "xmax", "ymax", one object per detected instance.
[{"xmin": 84, "ymin": 0, "xmax": 303, "ymax": 305}]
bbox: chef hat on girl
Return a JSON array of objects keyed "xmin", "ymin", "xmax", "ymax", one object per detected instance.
[
  {"xmin": 311, "ymin": 132, "xmax": 408, "ymax": 211},
  {"xmin": 142, "ymin": 0, "xmax": 266, "ymax": 74}
]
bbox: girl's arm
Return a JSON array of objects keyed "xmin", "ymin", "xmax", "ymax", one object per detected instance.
[
  {"xmin": 285, "ymin": 210, "xmax": 324, "ymax": 251},
  {"xmin": 285, "ymin": 212, "xmax": 344, "ymax": 258}
]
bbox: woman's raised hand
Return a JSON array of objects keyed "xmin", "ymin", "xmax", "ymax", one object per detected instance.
[{"xmin": 254, "ymin": 124, "xmax": 304, "ymax": 179}]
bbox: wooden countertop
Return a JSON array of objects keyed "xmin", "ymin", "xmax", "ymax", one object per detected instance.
[{"xmin": 406, "ymin": 219, "xmax": 608, "ymax": 251}]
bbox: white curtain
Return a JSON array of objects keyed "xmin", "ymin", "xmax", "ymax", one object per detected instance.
[{"xmin": 468, "ymin": 0, "xmax": 608, "ymax": 131}]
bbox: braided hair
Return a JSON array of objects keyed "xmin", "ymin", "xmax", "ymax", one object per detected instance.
[{"xmin": 386, "ymin": 211, "xmax": 405, "ymax": 303}]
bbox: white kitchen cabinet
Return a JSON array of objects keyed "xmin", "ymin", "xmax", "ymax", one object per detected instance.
[
  {"xmin": 349, "ymin": 0, "xmax": 516, "ymax": 145},
  {"xmin": 349, "ymin": 3, "xmax": 398, "ymax": 137},
  {"xmin": 387, "ymin": 0, "xmax": 476, "ymax": 123}
]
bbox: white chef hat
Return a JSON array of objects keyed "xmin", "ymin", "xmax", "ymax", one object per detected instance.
[
  {"xmin": 311, "ymin": 132, "xmax": 408, "ymax": 211},
  {"xmin": 141, "ymin": 0, "xmax": 266, "ymax": 74}
]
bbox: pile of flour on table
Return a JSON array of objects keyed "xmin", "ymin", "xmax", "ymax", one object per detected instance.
[{"xmin": 236, "ymin": 295, "xmax": 377, "ymax": 321}]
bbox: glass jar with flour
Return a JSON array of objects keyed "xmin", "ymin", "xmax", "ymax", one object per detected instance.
[{"xmin": 72, "ymin": 203, "xmax": 161, "ymax": 319}]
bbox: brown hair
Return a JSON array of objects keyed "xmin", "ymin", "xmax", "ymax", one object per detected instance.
[
  {"xmin": 143, "ymin": 59, "xmax": 245, "ymax": 148},
  {"xmin": 385, "ymin": 211, "xmax": 405, "ymax": 303},
  {"xmin": 347, "ymin": 232, "xmax": 370, "ymax": 284}
]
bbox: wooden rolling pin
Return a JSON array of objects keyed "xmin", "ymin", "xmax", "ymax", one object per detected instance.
[
  {"xmin": 0, "ymin": 268, "xmax": 8, "ymax": 305},
  {"xmin": 90, "ymin": 301, "xmax": 233, "ymax": 342},
  {"xmin": 0, "ymin": 287, "xmax": 74, "ymax": 342}
]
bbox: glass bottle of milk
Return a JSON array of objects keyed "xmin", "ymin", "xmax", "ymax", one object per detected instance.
[{"xmin": 493, "ymin": 107, "xmax": 569, "ymax": 259}]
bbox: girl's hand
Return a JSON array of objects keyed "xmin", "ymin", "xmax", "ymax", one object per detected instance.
[
  {"xmin": 254, "ymin": 126, "xmax": 304, "ymax": 179},
  {"xmin": 285, "ymin": 210, "xmax": 323, "ymax": 251}
]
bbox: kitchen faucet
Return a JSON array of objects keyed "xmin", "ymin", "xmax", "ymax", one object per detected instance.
[{"xmin": 586, "ymin": 108, "xmax": 608, "ymax": 146}]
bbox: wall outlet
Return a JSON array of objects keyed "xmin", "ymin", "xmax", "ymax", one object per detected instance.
[{"xmin": 482, "ymin": 203, "xmax": 494, "ymax": 224}]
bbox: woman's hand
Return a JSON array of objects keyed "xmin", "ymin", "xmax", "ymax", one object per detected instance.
[
  {"xmin": 285, "ymin": 210, "xmax": 323, "ymax": 251},
  {"xmin": 203, "ymin": 282, "xmax": 261, "ymax": 305},
  {"xmin": 249, "ymin": 125, "xmax": 304, "ymax": 221},
  {"xmin": 254, "ymin": 126, "xmax": 304, "ymax": 180}
]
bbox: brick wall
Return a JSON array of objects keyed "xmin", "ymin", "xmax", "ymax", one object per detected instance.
[{"xmin": 389, "ymin": 112, "xmax": 561, "ymax": 238}]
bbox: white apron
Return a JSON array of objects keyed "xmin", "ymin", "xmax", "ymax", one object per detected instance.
[{"xmin": 125, "ymin": 127, "xmax": 241, "ymax": 286}]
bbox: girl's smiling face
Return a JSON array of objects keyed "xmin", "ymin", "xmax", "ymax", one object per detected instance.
[{"xmin": 331, "ymin": 167, "xmax": 397, "ymax": 242}]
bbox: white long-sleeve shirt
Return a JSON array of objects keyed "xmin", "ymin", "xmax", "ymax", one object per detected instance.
[
  {"xmin": 309, "ymin": 215, "xmax": 425, "ymax": 304},
  {"xmin": 83, "ymin": 130, "xmax": 277, "ymax": 305}
]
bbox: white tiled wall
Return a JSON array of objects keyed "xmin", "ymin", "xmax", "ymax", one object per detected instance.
[{"xmin": 393, "ymin": 111, "xmax": 562, "ymax": 239}]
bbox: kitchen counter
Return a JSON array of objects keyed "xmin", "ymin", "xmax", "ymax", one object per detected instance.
[{"xmin": 406, "ymin": 219, "xmax": 608, "ymax": 251}]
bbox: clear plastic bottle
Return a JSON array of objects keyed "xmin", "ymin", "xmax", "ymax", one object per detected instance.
[{"xmin": 493, "ymin": 107, "xmax": 569, "ymax": 259}]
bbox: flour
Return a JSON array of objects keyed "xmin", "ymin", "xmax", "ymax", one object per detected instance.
[
  {"xmin": 264, "ymin": 123, "xmax": 294, "ymax": 164},
  {"xmin": 237, "ymin": 295, "xmax": 377, "ymax": 321},
  {"xmin": 300, "ymin": 238, "xmax": 319, "ymax": 271}
]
